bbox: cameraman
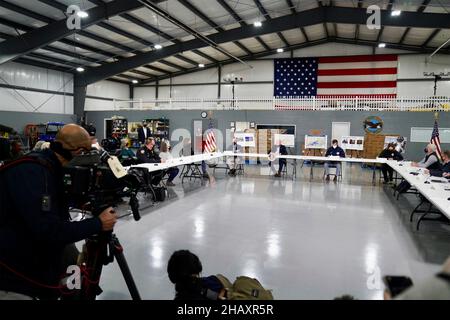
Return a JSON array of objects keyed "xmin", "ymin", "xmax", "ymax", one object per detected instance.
[{"xmin": 0, "ymin": 124, "xmax": 117, "ymax": 300}]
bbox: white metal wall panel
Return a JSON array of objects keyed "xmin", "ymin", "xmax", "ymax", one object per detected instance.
[
  {"xmin": 134, "ymin": 87, "xmax": 156, "ymax": 100},
  {"xmin": 87, "ymin": 80, "xmax": 129, "ymax": 100}
]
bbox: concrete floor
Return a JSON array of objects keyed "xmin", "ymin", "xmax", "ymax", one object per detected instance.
[{"xmin": 95, "ymin": 163, "xmax": 450, "ymax": 300}]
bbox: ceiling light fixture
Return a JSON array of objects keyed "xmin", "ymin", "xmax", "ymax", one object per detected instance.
[
  {"xmin": 391, "ymin": 10, "xmax": 401, "ymax": 16},
  {"xmin": 378, "ymin": 43, "xmax": 386, "ymax": 48},
  {"xmin": 76, "ymin": 67, "xmax": 85, "ymax": 72},
  {"xmin": 154, "ymin": 44, "xmax": 163, "ymax": 50},
  {"xmin": 277, "ymin": 48, "xmax": 284, "ymax": 53},
  {"xmin": 132, "ymin": 80, "xmax": 139, "ymax": 84},
  {"xmin": 198, "ymin": 63, "xmax": 205, "ymax": 68},
  {"xmin": 254, "ymin": 21, "xmax": 262, "ymax": 27},
  {"xmin": 77, "ymin": 11, "xmax": 88, "ymax": 18}
]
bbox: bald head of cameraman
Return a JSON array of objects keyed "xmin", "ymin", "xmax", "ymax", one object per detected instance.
[{"xmin": 0, "ymin": 124, "xmax": 116, "ymax": 300}]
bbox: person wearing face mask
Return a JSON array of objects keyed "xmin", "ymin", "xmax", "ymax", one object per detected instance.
[
  {"xmin": 396, "ymin": 143, "xmax": 441, "ymax": 194},
  {"xmin": 424, "ymin": 150, "xmax": 450, "ymax": 178},
  {"xmin": 0, "ymin": 124, "xmax": 117, "ymax": 300},
  {"xmin": 324, "ymin": 139, "xmax": 346, "ymax": 182},
  {"xmin": 378, "ymin": 143, "xmax": 403, "ymax": 184},
  {"xmin": 137, "ymin": 120, "xmax": 151, "ymax": 145},
  {"xmin": 411, "ymin": 143, "xmax": 441, "ymax": 170}
]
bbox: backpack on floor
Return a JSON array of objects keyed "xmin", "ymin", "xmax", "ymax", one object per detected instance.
[
  {"xmin": 215, "ymin": 274, "xmax": 274, "ymax": 300},
  {"xmin": 153, "ymin": 186, "xmax": 167, "ymax": 202}
]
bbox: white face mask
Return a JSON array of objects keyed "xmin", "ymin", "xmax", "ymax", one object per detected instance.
[{"xmin": 333, "ymin": 145, "xmax": 337, "ymax": 148}]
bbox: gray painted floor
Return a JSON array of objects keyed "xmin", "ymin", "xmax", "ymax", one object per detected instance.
[{"xmin": 95, "ymin": 163, "xmax": 450, "ymax": 300}]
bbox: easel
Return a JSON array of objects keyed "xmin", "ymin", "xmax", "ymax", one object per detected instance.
[{"xmin": 346, "ymin": 149, "xmax": 363, "ymax": 158}]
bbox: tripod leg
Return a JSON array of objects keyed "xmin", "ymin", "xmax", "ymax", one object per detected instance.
[{"xmin": 111, "ymin": 236, "xmax": 142, "ymax": 300}]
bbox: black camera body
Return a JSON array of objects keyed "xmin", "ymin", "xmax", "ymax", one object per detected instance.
[{"xmin": 62, "ymin": 150, "xmax": 141, "ymax": 220}]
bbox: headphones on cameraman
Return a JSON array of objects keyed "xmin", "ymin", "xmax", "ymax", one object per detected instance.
[{"xmin": 49, "ymin": 141, "xmax": 74, "ymax": 161}]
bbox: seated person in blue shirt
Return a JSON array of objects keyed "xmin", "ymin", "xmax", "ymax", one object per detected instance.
[{"xmin": 324, "ymin": 139, "xmax": 345, "ymax": 181}]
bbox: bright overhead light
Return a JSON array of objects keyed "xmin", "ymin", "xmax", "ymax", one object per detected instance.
[
  {"xmin": 77, "ymin": 11, "xmax": 88, "ymax": 18},
  {"xmin": 154, "ymin": 44, "xmax": 162, "ymax": 50},
  {"xmin": 378, "ymin": 43, "xmax": 386, "ymax": 48},
  {"xmin": 76, "ymin": 67, "xmax": 85, "ymax": 72},
  {"xmin": 198, "ymin": 63, "xmax": 205, "ymax": 68},
  {"xmin": 132, "ymin": 80, "xmax": 139, "ymax": 84},
  {"xmin": 277, "ymin": 48, "xmax": 284, "ymax": 53},
  {"xmin": 391, "ymin": 10, "xmax": 401, "ymax": 16},
  {"xmin": 253, "ymin": 21, "xmax": 262, "ymax": 27}
]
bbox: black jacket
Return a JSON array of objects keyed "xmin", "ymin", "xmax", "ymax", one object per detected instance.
[
  {"xmin": 325, "ymin": 146, "xmax": 345, "ymax": 157},
  {"xmin": 430, "ymin": 161, "xmax": 450, "ymax": 177},
  {"xmin": 136, "ymin": 146, "xmax": 161, "ymax": 164},
  {"xmin": 137, "ymin": 127, "xmax": 151, "ymax": 144},
  {"xmin": 0, "ymin": 149, "xmax": 102, "ymax": 299},
  {"xmin": 378, "ymin": 148, "xmax": 404, "ymax": 161}
]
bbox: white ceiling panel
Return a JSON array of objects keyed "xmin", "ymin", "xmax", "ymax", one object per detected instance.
[
  {"xmin": 296, "ymin": 0, "xmax": 320, "ymax": 11},
  {"xmin": 281, "ymin": 29, "xmax": 306, "ymax": 44},
  {"xmin": 304, "ymin": 24, "xmax": 326, "ymax": 41},
  {"xmin": 177, "ymin": 51, "xmax": 207, "ymax": 64},
  {"xmin": 218, "ymin": 42, "xmax": 248, "ymax": 56},
  {"xmin": 63, "ymin": 33, "xmax": 132, "ymax": 57},
  {"xmin": 0, "ymin": 7, "xmax": 46, "ymax": 28},
  {"xmin": 357, "ymin": 24, "xmax": 379, "ymax": 41},
  {"xmin": 239, "ymin": 37, "xmax": 268, "ymax": 53},
  {"xmin": 51, "ymin": 40, "xmax": 111, "ymax": 61},
  {"xmin": 403, "ymin": 28, "xmax": 438, "ymax": 46},
  {"xmin": 259, "ymin": 0, "xmax": 292, "ymax": 18},
  {"xmin": 381, "ymin": 26, "xmax": 408, "ymax": 43},
  {"xmin": 424, "ymin": 0, "xmax": 450, "ymax": 13},
  {"xmin": 150, "ymin": 61, "xmax": 179, "ymax": 73},
  {"xmin": 84, "ymin": 25, "xmax": 146, "ymax": 51},
  {"xmin": 336, "ymin": 23, "xmax": 356, "ymax": 39},
  {"xmin": 7, "ymin": 0, "xmax": 65, "ymax": 20},
  {"xmin": 259, "ymin": 33, "xmax": 284, "ymax": 49},
  {"xmin": 163, "ymin": 56, "xmax": 195, "ymax": 68},
  {"xmin": 130, "ymin": 7, "xmax": 191, "ymax": 40},
  {"xmin": 428, "ymin": 29, "xmax": 450, "ymax": 47},
  {"xmin": 195, "ymin": 47, "xmax": 229, "ymax": 61}
]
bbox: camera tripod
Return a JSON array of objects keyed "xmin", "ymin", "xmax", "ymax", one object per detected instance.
[{"xmin": 78, "ymin": 231, "xmax": 141, "ymax": 300}]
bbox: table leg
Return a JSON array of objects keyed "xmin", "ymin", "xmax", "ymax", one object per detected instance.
[
  {"xmin": 372, "ymin": 164, "xmax": 376, "ymax": 186},
  {"xmin": 310, "ymin": 162, "xmax": 314, "ymax": 181}
]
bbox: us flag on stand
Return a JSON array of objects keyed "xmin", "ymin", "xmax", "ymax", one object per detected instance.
[
  {"xmin": 203, "ymin": 121, "xmax": 216, "ymax": 153},
  {"xmin": 431, "ymin": 119, "xmax": 442, "ymax": 160},
  {"xmin": 274, "ymin": 54, "xmax": 398, "ymax": 98}
]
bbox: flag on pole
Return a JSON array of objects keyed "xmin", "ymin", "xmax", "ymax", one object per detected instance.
[
  {"xmin": 203, "ymin": 120, "xmax": 216, "ymax": 153},
  {"xmin": 431, "ymin": 117, "xmax": 442, "ymax": 161}
]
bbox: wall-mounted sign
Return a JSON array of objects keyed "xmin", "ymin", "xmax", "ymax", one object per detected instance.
[{"xmin": 363, "ymin": 116, "xmax": 383, "ymax": 134}]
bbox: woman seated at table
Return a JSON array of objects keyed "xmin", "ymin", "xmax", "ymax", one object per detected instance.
[
  {"xmin": 324, "ymin": 139, "xmax": 346, "ymax": 182},
  {"xmin": 396, "ymin": 143, "xmax": 442, "ymax": 194},
  {"xmin": 159, "ymin": 141, "xmax": 179, "ymax": 187},
  {"xmin": 119, "ymin": 138, "xmax": 136, "ymax": 165},
  {"xmin": 378, "ymin": 143, "xmax": 404, "ymax": 184}
]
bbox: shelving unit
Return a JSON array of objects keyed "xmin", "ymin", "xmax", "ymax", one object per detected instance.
[{"xmin": 145, "ymin": 118, "xmax": 170, "ymax": 145}]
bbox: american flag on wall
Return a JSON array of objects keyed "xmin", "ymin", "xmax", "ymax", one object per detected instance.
[
  {"xmin": 431, "ymin": 119, "xmax": 442, "ymax": 161},
  {"xmin": 203, "ymin": 121, "xmax": 217, "ymax": 153},
  {"xmin": 274, "ymin": 54, "xmax": 398, "ymax": 98}
]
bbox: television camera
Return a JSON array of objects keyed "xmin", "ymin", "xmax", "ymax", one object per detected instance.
[{"xmin": 62, "ymin": 149, "xmax": 147, "ymax": 300}]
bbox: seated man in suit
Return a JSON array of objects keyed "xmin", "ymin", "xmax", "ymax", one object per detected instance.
[
  {"xmin": 424, "ymin": 150, "xmax": 450, "ymax": 178},
  {"xmin": 137, "ymin": 120, "xmax": 151, "ymax": 145},
  {"xmin": 324, "ymin": 139, "xmax": 346, "ymax": 182}
]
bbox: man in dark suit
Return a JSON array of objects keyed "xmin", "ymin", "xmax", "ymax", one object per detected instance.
[{"xmin": 137, "ymin": 121, "xmax": 151, "ymax": 145}]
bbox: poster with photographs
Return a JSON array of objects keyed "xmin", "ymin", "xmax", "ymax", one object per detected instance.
[{"xmin": 340, "ymin": 136, "xmax": 364, "ymax": 151}]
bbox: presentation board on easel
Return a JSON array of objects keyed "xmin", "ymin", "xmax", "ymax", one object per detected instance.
[
  {"xmin": 341, "ymin": 136, "xmax": 364, "ymax": 151},
  {"xmin": 305, "ymin": 135, "xmax": 327, "ymax": 149},
  {"xmin": 274, "ymin": 134, "xmax": 295, "ymax": 147}
]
